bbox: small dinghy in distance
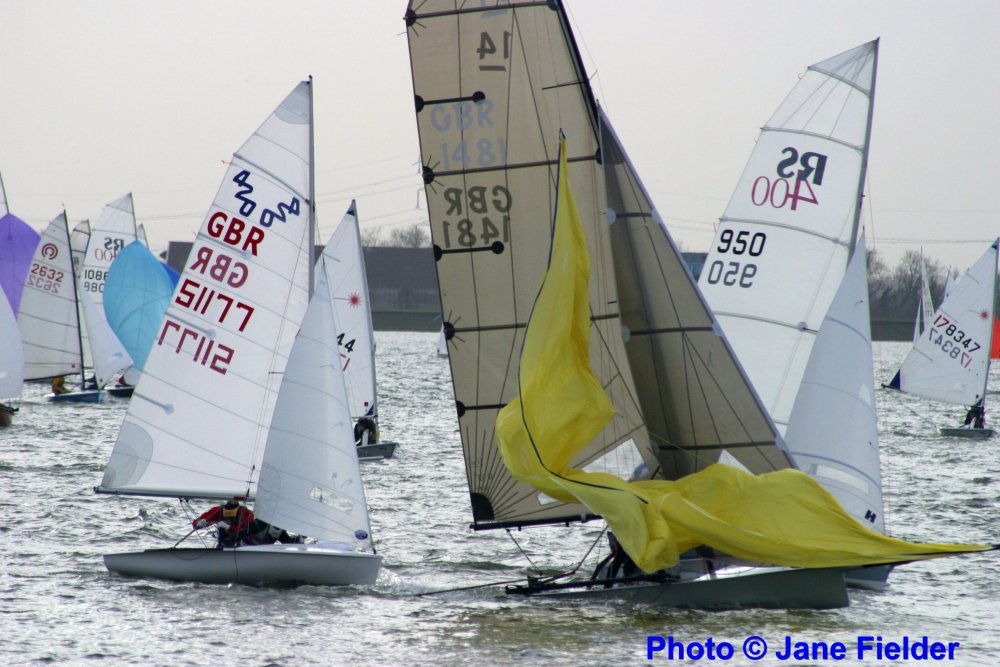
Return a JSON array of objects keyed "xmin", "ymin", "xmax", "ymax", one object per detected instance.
[{"xmin": 318, "ymin": 202, "xmax": 398, "ymax": 462}]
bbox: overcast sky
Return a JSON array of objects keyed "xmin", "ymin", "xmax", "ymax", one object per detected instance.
[{"xmin": 2, "ymin": 1, "xmax": 997, "ymax": 272}]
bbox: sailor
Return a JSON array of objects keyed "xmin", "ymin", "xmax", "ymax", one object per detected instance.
[
  {"xmin": 192, "ymin": 497, "xmax": 255, "ymax": 548},
  {"xmin": 51, "ymin": 376, "xmax": 70, "ymax": 395},
  {"xmin": 354, "ymin": 417, "xmax": 378, "ymax": 446},
  {"xmin": 247, "ymin": 519, "xmax": 300, "ymax": 545},
  {"xmin": 963, "ymin": 398, "xmax": 985, "ymax": 429}
]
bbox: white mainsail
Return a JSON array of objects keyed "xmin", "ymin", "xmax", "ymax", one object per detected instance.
[
  {"xmin": 699, "ymin": 41, "xmax": 878, "ymax": 435},
  {"xmin": 887, "ymin": 240, "xmax": 998, "ymax": 407},
  {"xmin": 784, "ymin": 235, "xmax": 884, "ymax": 532},
  {"xmin": 255, "ymin": 270, "xmax": 374, "ymax": 548},
  {"xmin": 81, "ymin": 194, "xmax": 138, "ymax": 307},
  {"xmin": 17, "ymin": 212, "xmax": 86, "ymax": 380},
  {"xmin": 99, "ymin": 80, "xmax": 313, "ymax": 500},
  {"xmin": 316, "ymin": 202, "xmax": 378, "ymax": 419},
  {"xmin": 0, "ymin": 288, "xmax": 24, "ymax": 402},
  {"xmin": 70, "ymin": 220, "xmax": 91, "ymax": 278}
]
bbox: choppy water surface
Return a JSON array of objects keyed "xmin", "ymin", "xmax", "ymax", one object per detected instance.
[{"xmin": 1, "ymin": 335, "xmax": 998, "ymax": 666}]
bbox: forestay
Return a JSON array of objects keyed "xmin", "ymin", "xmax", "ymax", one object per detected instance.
[
  {"xmin": 888, "ymin": 240, "xmax": 998, "ymax": 406},
  {"xmin": 784, "ymin": 235, "xmax": 884, "ymax": 532},
  {"xmin": 317, "ymin": 202, "xmax": 378, "ymax": 419},
  {"xmin": 98, "ymin": 81, "xmax": 313, "ymax": 500},
  {"xmin": 255, "ymin": 270, "xmax": 375, "ymax": 549},
  {"xmin": 699, "ymin": 41, "xmax": 878, "ymax": 434},
  {"xmin": 18, "ymin": 213, "xmax": 85, "ymax": 380}
]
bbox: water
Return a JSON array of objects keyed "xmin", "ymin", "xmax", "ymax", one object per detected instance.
[{"xmin": 1, "ymin": 334, "xmax": 998, "ymax": 666}]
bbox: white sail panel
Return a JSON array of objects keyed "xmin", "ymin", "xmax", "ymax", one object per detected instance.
[
  {"xmin": 699, "ymin": 41, "xmax": 877, "ymax": 433},
  {"xmin": 0, "ymin": 288, "xmax": 23, "ymax": 400},
  {"xmin": 785, "ymin": 236, "xmax": 884, "ymax": 533},
  {"xmin": 18, "ymin": 213, "xmax": 85, "ymax": 380},
  {"xmin": 920, "ymin": 257, "xmax": 934, "ymax": 335},
  {"xmin": 99, "ymin": 81, "xmax": 312, "ymax": 499},
  {"xmin": 79, "ymin": 288, "xmax": 132, "ymax": 387},
  {"xmin": 255, "ymin": 271, "xmax": 373, "ymax": 547},
  {"xmin": 81, "ymin": 194, "xmax": 137, "ymax": 309},
  {"xmin": 318, "ymin": 203, "xmax": 377, "ymax": 419},
  {"xmin": 407, "ymin": 1, "xmax": 652, "ymax": 527},
  {"xmin": 891, "ymin": 240, "xmax": 997, "ymax": 406},
  {"xmin": 70, "ymin": 220, "xmax": 90, "ymax": 278},
  {"xmin": 599, "ymin": 110, "xmax": 789, "ymax": 478}
]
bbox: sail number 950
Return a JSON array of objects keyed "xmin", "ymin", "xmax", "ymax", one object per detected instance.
[{"xmin": 704, "ymin": 230, "xmax": 767, "ymax": 288}]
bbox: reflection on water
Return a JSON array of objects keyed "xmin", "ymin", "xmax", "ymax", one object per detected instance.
[{"xmin": 0, "ymin": 335, "xmax": 997, "ymax": 666}]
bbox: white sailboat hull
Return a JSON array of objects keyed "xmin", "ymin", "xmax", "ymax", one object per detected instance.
[
  {"xmin": 511, "ymin": 566, "xmax": 848, "ymax": 610},
  {"xmin": 104, "ymin": 543, "xmax": 382, "ymax": 586}
]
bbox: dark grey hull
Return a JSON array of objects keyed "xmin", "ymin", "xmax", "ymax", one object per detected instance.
[
  {"xmin": 940, "ymin": 427, "xmax": 993, "ymax": 439},
  {"xmin": 512, "ymin": 566, "xmax": 849, "ymax": 610}
]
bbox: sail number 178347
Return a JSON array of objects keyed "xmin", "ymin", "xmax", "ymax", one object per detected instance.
[{"xmin": 929, "ymin": 314, "xmax": 982, "ymax": 368}]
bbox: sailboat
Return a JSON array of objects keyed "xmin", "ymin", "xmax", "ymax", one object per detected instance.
[
  {"xmin": 97, "ymin": 79, "xmax": 381, "ymax": 586},
  {"xmin": 317, "ymin": 202, "xmax": 397, "ymax": 461},
  {"xmin": 76, "ymin": 193, "xmax": 139, "ymax": 394},
  {"xmin": 17, "ymin": 212, "xmax": 92, "ymax": 400},
  {"xmin": 912, "ymin": 251, "xmax": 936, "ymax": 344},
  {"xmin": 886, "ymin": 240, "xmax": 999, "ymax": 439},
  {"xmin": 696, "ymin": 42, "xmax": 895, "ymax": 588},
  {"xmin": 406, "ymin": 0, "xmax": 852, "ymax": 609},
  {"xmin": 102, "ymin": 240, "xmax": 180, "ymax": 398},
  {"xmin": 436, "ymin": 325, "xmax": 448, "ymax": 358}
]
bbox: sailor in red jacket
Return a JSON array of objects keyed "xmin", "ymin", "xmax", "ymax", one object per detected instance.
[{"xmin": 192, "ymin": 497, "xmax": 254, "ymax": 548}]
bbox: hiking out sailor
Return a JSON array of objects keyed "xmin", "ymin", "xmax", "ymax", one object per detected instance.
[{"xmin": 192, "ymin": 497, "xmax": 254, "ymax": 548}]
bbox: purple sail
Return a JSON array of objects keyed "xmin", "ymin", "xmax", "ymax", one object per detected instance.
[{"xmin": 0, "ymin": 212, "xmax": 41, "ymax": 316}]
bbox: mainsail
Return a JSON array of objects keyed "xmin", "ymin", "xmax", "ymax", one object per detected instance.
[
  {"xmin": 98, "ymin": 80, "xmax": 313, "ymax": 500},
  {"xmin": 406, "ymin": 0, "xmax": 786, "ymax": 529},
  {"xmin": 316, "ymin": 202, "xmax": 379, "ymax": 419},
  {"xmin": 0, "ymin": 209, "xmax": 41, "ymax": 317},
  {"xmin": 17, "ymin": 212, "xmax": 86, "ymax": 381},
  {"xmin": 698, "ymin": 41, "xmax": 878, "ymax": 435}
]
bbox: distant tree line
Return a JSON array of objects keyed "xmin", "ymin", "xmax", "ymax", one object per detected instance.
[
  {"xmin": 362, "ymin": 223, "xmax": 430, "ymax": 248},
  {"xmin": 867, "ymin": 248, "xmax": 953, "ymax": 321}
]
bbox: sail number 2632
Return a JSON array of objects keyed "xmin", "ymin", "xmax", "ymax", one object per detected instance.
[{"xmin": 704, "ymin": 230, "xmax": 767, "ymax": 288}]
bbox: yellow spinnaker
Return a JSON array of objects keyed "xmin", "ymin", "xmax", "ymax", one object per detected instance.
[{"xmin": 495, "ymin": 136, "xmax": 988, "ymax": 574}]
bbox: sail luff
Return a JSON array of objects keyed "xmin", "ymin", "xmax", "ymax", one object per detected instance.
[{"xmin": 847, "ymin": 38, "xmax": 878, "ymax": 259}]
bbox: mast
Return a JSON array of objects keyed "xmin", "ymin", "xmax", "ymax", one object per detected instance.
[
  {"xmin": 307, "ymin": 75, "xmax": 316, "ymax": 300},
  {"xmin": 848, "ymin": 38, "xmax": 878, "ymax": 260},
  {"xmin": 63, "ymin": 210, "xmax": 88, "ymax": 386}
]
